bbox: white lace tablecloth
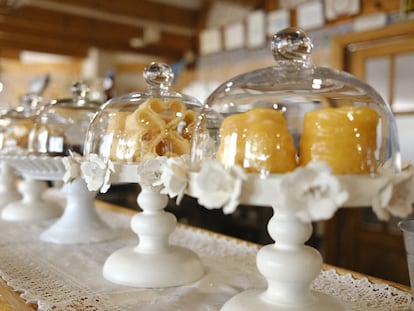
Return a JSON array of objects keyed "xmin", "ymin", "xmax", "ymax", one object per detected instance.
[{"xmin": 0, "ymin": 195, "xmax": 413, "ymax": 310}]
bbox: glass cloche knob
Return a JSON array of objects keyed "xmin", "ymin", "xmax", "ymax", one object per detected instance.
[
  {"xmin": 271, "ymin": 27, "xmax": 313, "ymax": 62},
  {"xmin": 143, "ymin": 62, "xmax": 174, "ymax": 91},
  {"xmin": 71, "ymin": 81, "xmax": 90, "ymax": 103}
]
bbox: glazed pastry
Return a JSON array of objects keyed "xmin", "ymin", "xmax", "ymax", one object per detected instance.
[
  {"xmin": 217, "ymin": 108, "xmax": 297, "ymax": 174},
  {"xmin": 299, "ymin": 106, "xmax": 378, "ymax": 174}
]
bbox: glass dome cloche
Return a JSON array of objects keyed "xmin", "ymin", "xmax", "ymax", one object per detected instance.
[
  {"xmin": 191, "ymin": 27, "xmax": 401, "ymax": 178},
  {"xmin": 0, "ymin": 93, "xmax": 46, "ymax": 152},
  {"xmin": 28, "ymin": 81, "xmax": 103, "ymax": 156},
  {"xmin": 84, "ymin": 62, "xmax": 202, "ymax": 163},
  {"xmin": 82, "ymin": 62, "xmax": 205, "ymax": 289},
  {"xmin": 2, "ymin": 80, "xmax": 115, "ymax": 243}
]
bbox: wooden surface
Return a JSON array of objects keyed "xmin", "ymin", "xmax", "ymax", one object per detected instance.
[
  {"xmin": 0, "ymin": 277, "xmax": 35, "ymax": 311},
  {"xmin": 0, "ymin": 200, "xmax": 410, "ymax": 310}
]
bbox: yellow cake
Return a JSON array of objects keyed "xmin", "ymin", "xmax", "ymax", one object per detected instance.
[
  {"xmin": 217, "ymin": 108, "xmax": 297, "ymax": 174},
  {"xmin": 299, "ymin": 106, "xmax": 379, "ymax": 174}
]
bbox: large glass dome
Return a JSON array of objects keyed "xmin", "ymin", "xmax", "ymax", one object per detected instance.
[
  {"xmin": 191, "ymin": 27, "xmax": 401, "ymax": 177},
  {"xmin": 84, "ymin": 62, "xmax": 202, "ymax": 163},
  {"xmin": 28, "ymin": 81, "xmax": 103, "ymax": 156}
]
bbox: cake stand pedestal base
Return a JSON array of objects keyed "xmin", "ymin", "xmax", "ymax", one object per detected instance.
[
  {"xmin": 220, "ymin": 199, "xmax": 347, "ymax": 311},
  {"xmin": 0, "ymin": 162, "xmax": 21, "ymax": 209},
  {"xmin": 40, "ymin": 178, "xmax": 115, "ymax": 244},
  {"xmin": 103, "ymin": 245, "xmax": 204, "ymax": 288},
  {"xmin": 1, "ymin": 179, "xmax": 61, "ymax": 221},
  {"xmin": 221, "ymin": 289, "xmax": 346, "ymax": 311},
  {"xmin": 103, "ymin": 186, "xmax": 204, "ymax": 288}
]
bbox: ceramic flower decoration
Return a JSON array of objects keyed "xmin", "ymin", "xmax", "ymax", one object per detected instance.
[
  {"xmin": 136, "ymin": 157, "xmax": 167, "ymax": 191},
  {"xmin": 372, "ymin": 161, "xmax": 414, "ymax": 221},
  {"xmin": 192, "ymin": 160, "xmax": 247, "ymax": 214},
  {"xmin": 276, "ymin": 161, "xmax": 349, "ymax": 222},
  {"xmin": 81, "ymin": 153, "xmax": 115, "ymax": 193},
  {"xmin": 158, "ymin": 155, "xmax": 190, "ymax": 204},
  {"xmin": 63, "ymin": 152, "xmax": 115, "ymax": 193},
  {"xmin": 62, "ymin": 151, "xmax": 83, "ymax": 183}
]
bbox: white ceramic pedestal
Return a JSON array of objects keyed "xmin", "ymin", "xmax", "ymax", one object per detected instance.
[
  {"xmin": 103, "ymin": 186, "xmax": 204, "ymax": 288},
  {"xmin": 1, "ymin": 178, "xmax": 62, "ymax": 221},
  {"xmin": 41, "ymin": 177, "xmax": 116, "ymax": 244},
  {"xmin": 221, "ymin": 205, "xmax": 346, "ymax": 311},
  {"xmin": 0, "ymin": 162, "xmax": 21, "ymax": 208}
]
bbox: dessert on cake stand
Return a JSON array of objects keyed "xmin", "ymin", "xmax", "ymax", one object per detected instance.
[
  {"xmin": 95, "ymin": 160, "xmax": 204, "ymax": 287},
  {"xmin": 82, "ymin": 62, "xmax": 204, "ymax": 287},
  {"xmin": 0, "ymin": 153, "xmax": 115, "ymax": 244},
  {"xmin": 173, "ymin": 27, "xmax": 414, "ymax": 311},
  {"xmin": 2, "ymin": 81, "xmax": 116, "ymax": 243},
  {"xmin": 158, "ymin": 156, "xmax": 413, "ymax": 311},
  {"xmin": 0, "ymin": 93, "xmax": 48, "ymax": 213}
]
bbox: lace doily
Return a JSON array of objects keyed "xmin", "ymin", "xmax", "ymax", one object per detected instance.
[{"xmin": 0, "ymin": 196, "xmax": 412, "ymax": 310}]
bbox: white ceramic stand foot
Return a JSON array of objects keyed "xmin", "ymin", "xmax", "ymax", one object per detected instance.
[
  {"xmin": 0, "ymin": 162, "xmax": 21, "ymax": 208},
  {"xmin": 41, "ymin": 177, "xmax": 116, "ymax": 244},
  {"xmin": 221, "ymin": 206, "xmax": 347, "ymax": 311},
  {"xmin": 103, "ymin": 186, "xmax": 204, "ymax": 288},
  {"xmin": 1, "ymin": 178, "xmax": 62, "ymax": 221}
]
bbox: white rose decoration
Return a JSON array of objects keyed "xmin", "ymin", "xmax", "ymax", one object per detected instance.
[
  {"xmin": 80, "ymin": 153, "xmax": 114, "ymax": 193},
  {"xmin": 136, "ymin": 157, "xmax": 166, "ymax": 191},
  {"xmin": 159, "ymin": 155, "xmax": 190, "ymax": 204},
  {"xmin": 62, "ymin": 152, "xmax": 83, "ymax": 183},
  {"xmin": 276, "ymin": 161, "xmax": 348, "ymax": 222},
  {"xmin": 373, "ymin": 161, "xmax": 414, "ymax": 221},
  {"xmin": 193, "ymin": 160, "xmax": 247, "ymax": 214}
]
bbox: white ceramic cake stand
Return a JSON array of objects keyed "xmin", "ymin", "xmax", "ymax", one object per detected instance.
[
  {"xmin": 1, "ymin": 176, "xmax": 61, "ymax": 222},
  {"xmin": 41, "ymin": 176, "xmax": 116, "ymax": 244},
  {"xmin": 221, "ymin": 203, "xmax": 345, "ymax": 311},
  {"xmin": 185, "ymin": 165, "xmax": 413, "ymax": 311},
  {"xmin": 0, "ymin": 154, "xmax": 115, "ymax": 244},
  {"xmin": 0, "ymin": 154, "xmax": 62, "ymax": 221},
  {"xmin": 102, "ymin": 163, "xmax": 204, "ymax": 288},
  {"xmin": 0, "ymin": 161, "xmax": 21, "ymax": 209}
]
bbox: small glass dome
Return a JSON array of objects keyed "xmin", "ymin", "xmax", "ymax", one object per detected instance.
[
  {"xmin": 84, "ymin": 62, "xmax": 202, "ymax": 163},
  {"xmin": 28, "ymin": 81, "xmax": 103, "ymax": 156},
  {"xmin": 191, "ymin": 27, "xmax": 401, "ymax": 177},
  {"xmin": 0, "ymin": 93, "xmax": 46, "ymax": 151}
]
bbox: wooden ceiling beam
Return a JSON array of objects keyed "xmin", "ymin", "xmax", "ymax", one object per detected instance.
[
  {"xmin": 0, "ymin": 6, "xmax": 194, "ymax": 60},
  {"xmin": 27, "ymin": 0, "xmax": 197, "ymax": 35},
  {"xmin": 0, "ymin": 0, "xmax": 266, "ymax": 60},
  {"xmin": 0, "ymin": 33, "xmax": 89, "ymax": 57}
]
